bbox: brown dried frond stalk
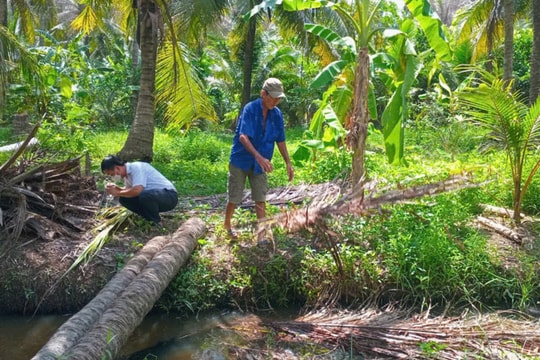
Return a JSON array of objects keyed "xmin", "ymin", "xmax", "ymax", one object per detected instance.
[
  {"xmin": 0, "ymin": 181, "xmax": 28, "ymax": 257},
  {"xmin": 264, "ymin": 174, "xmax": 479, "ymax": 234}
]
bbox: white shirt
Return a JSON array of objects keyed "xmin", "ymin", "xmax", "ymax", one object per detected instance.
[{"xmin": 124, "ymin": 162, "xmax": 176, "ymax": 192}]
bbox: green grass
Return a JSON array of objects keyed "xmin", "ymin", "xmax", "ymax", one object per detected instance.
[{"xmin": 84, "ymin": 127, "xmax": 322, "ymax": 195}]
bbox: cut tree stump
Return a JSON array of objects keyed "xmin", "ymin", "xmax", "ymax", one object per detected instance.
[{"xmin": 31, "ymin": 217, "xmax": 206, "ymax": 360}]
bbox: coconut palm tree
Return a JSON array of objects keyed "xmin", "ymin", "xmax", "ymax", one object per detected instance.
[
  {"xmin": 453, "ymin": 0, "xmax": 529, "ymax": 80},
  {"xmin": 459, "ymin": 67, "xmax": 540, "ymax": 224},
  {"xmin": 70, "ymin": 0, "xmax": 227, "ymax": 161},
  {"xmin": 117, "ymin": 0, "xmax": 161, "ymax": 161}
]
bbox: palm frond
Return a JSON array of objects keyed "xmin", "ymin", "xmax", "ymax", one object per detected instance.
[
  {"xmin": 171, "ymin": 0, "xmax": 229, "ymax": 46},
  {"xmin": 12, "ymin": 0, "xmax": 36, "ymax": 41},
  {"xmin": 70, "ymin": 3, "xmax": 106, "ymax": 35},
  {"xmin": 453, "ymin": 0, "xmax": 503, "ymax": 60},
  {"xmin": 115, "ymin": 0, "xmax": 136, "ymax": 35},
  {"xmin": 0, "ymin": 25, "xmax": 43, "ymax": 89},
  {"xmin": 458, "ymin": 70, "xmax": 531, "ymax": 157},
  {"xmin": 33, "ymin": 206, "xmax": 131, "ymax": 315},
  {"xmin": 155, "ymin": 40, "xmax": 218, "ymax": 131},
  {"xmin": 523, "ymin": 96, "xmax": 540, "ymax": 151},
  {"xmin": 66, "ymin": 206, "xmax": 131, "ymax": 273}
]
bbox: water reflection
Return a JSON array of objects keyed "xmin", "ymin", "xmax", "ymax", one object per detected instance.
[
  {"xmin": 120, "ymin": 311, "xmax": 244, "ymax": 359},
  {"xmin": 0, "ymin": 314, "xmax": 69, "ymax": 359},
  {"xmin": 0, "ymin": 310, "xmax": 274, "ymax": 360}
]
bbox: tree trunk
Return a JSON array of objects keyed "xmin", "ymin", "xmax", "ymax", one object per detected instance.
[
  {"xmin": 130, "ymin": 27, "xmax": 140, "ymax": 122},
  {"xmin": 32, "ymin": 217, "xmax": 207, "ymax": 360},
  {"xmin": 348, "ymin": 48, "xmax": 370, "ymax": 185},
  {"xmin": 502, "ymin": 0, "xmax": 514, "ymax": 84},
  {"xmin": 0, "ymin": 0, "xmax": 6, "ymax": 26},
  {"xmin": 530, "ymin": 0, "xmax": 540, "ymax": 104},
  {"xmin": 119, "ymin": 0, "xmax": 159, "ymax": 162},
  {"xmin": 235, "ymin": 8, "xmax": 258, "ymax": 130},
  {"xmin": 0, "ymin": 0, "xmax": 6, "ymax": 121},
  {"xmin": 513, "ymin": 174, "xmax": 522, "ymax": 224},
  {"xmin": 485, "ymin": 13, "xmax": 496, "ymax": 74}
]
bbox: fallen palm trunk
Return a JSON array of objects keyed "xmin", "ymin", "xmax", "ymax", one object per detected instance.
[
  {"xmin": 476, "ymin": 216, "xmax": 522, "ymax": 244},
  {"xmin": 479, "ymin": 204, "xmax": 524, "ymax": 220},
  {"xmin": 0, "ymin": 137, "xmax": 39, "ymax": 152},
  {"xmin": 32, "ymin": 217, "xmax": 206, "ymax": 360}
]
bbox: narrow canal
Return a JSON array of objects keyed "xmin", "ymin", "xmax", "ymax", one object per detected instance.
[{"xmin": 0, "ymin": 310, "xmax": 270, "ymax": 359}]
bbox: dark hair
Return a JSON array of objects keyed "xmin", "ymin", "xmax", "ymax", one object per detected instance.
[{"xmin": 101, "ymin": 154, "xmax": 125, "ymax": 172}]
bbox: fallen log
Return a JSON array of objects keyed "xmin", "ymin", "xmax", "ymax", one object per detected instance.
[
  {"xmin": 32, "ymin": 217, "xmax": 206, "ymax": 360},
  {"xmin": 476, "ymin": 216, "xmax": 522, "ymax": 244},
  {"xmin": 479, "ymin": 204, "xmax": 525, "ymax": 220},
  {"xmin": 0, "ymin": 137, "xmax": 39, "ymax": 152}
]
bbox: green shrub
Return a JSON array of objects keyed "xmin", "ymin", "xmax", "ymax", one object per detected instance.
[
  {"xmin": 158, "ymin": 255, "xmax": 229, "ymax": 313},
  {"xmin": 287, "ymin": 190, "xmax": 539, "ymax": 312}
]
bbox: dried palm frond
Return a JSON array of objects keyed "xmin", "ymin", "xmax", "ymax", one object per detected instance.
[
  {"xmin": 261, "ymin": 174, "xmax": 480, "ymax": 235},
  {"xmin": 0, "ymin": 182, "xmax": 28, "ymax": 257},
  {"xmin": 65, "ymin": 206, "xmax": 132, "ymax": 272},
  {"xmin": 267, "ymin": 308, "xmax": 540, "ymax": 359}
]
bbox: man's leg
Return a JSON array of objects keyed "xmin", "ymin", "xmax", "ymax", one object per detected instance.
[
  {"xmin": 224, "ymin": 164, "xmax": 246, "ymax": 235},
  {"xmin": 250, "ymin": 172, "xmax": 268, "ymax": 221},
  {"xmin": 137, "ymin": 189, "xmax": 178, "ymax": 224},
  {"xmin": 254, "ymin": 201, "xmax": 266, "ymax": 220},
  {"xmin": 119, "ymin": 196, "xmax": 148, "ymax": 220},
  {"xmin": 249, "ymin": 173, "xmax": 270, "ymax": 243},
  {"xmin": 224, "ymin": 202, "xmax": 237, "ymax": 231},
  {"xmin": 157, "ymin": 189, "xmax": 178, "ymax": 212}
]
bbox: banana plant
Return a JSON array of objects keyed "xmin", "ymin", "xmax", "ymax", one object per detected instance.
[{"xmin": 251, "ymin": 0, "xmax": 451, "ymax": 182}]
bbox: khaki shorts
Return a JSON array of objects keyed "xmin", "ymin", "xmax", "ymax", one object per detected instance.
[{"xmin": 227, "ymin": 163, "xmax": 268, "ymax": 204}]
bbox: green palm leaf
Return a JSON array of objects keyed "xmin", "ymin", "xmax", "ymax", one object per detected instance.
[
  {"xmin": 458, "ymin": 66, "xmax": 540, "ymax": 223},
  {"xmin": 156, "ymin": 41, "xmax": 218, "ymax": 131}
]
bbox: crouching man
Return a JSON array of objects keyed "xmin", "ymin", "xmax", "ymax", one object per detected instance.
[{"xmin": 101, "ymin": 155, "xmax": 178, "ymax": 225}]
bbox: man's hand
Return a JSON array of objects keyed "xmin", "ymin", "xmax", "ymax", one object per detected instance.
[
  {"xmin": 286, "ymin": 163, "xmax": 294, "ymax": 182},
  {"xmin": 105, "ymin": 183, "xmax": 121, "ymax": 196},
  {"xmin": 256, "ymin": 155, "xmax": 274, "ymax": 173},
  {"xmin": 106, "ymin": 184, "xmax": 143, "ymax": 198}
]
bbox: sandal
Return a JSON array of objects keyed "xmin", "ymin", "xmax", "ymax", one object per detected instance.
[
  {"xmin": 257, "ymin": 238, "xmax": 271, "ymax": 247},
  {"xmin": 226, "ymin": 228, "xmax": 238, "ymax": 239}
]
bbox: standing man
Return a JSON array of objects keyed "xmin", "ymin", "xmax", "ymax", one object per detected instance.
[
  {"xmin": 101, "ymin": 155, "xmax": 178, "ymax": 225},
  {"xmin": 223, "ymin": 78, "xmax": 294, "ymax": 241}
]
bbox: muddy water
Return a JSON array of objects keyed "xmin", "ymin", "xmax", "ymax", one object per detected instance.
[
  {"xmin": 0, "ymin": 314, "xmax": 66, "ymax": 359},
  {"xmin": 0, "ymin": 311, "xmax": 257, "ymax": 360}
]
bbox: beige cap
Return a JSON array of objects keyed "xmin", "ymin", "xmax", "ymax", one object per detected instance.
[{"xmin": 263, "ymin": 78, "xmax": 286, "ymax": 98}]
